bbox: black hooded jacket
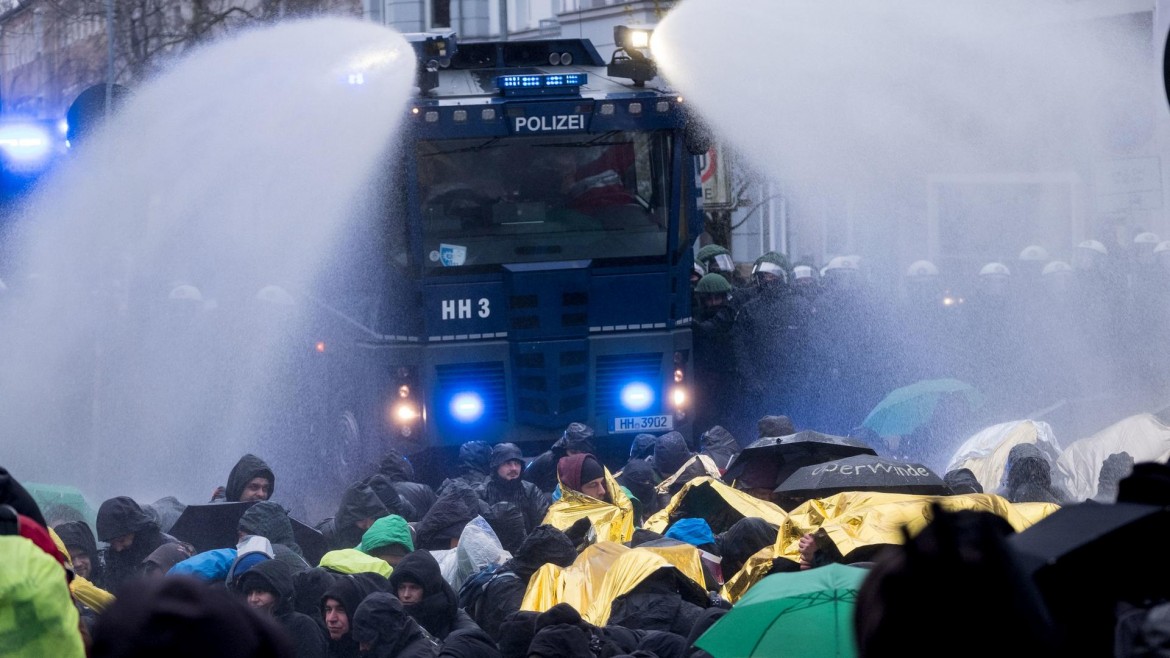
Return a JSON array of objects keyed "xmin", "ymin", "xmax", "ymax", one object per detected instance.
[
  {"xmin": 239, "ymin": 501, "xmax": 302, "ymax": 555},
  {"xmin": 378, "ymin": 451, "xmax": 438, "ymax": 522},
  {"xmin": 320, "ymin": 572, "xmax": 390, "ymax": 658},
  {"xmin": 616, "ymin": 460, "xmax": 661, "ymax": 522},
  {"xmin": 225, "ymin": 454, "xmax": 276, "ymax": 503},
  {"xmin": 96, "ymin": 496, "xmax": 178, "ymax": 593},
  {"xmin": 606, "ymin": 569, "xmax": 706, "ymax": 638},
  {"xmin": 437, "ymin": 442, "xmax": 493, "ymax": 497},
  {"xmin": 56, "ymin": 520, "xmax": 103, "ymax": 583},
  {"xmin": 352, "ymin": 592, "xmax": 440, "ymax": 658},
  {"xmin": 318, "ymin": 482, "xmax": 390, "ymax": 550},
  {"xmin": 478, "ymin": 475, "xmax": 550, "ymax": 534},
  {"xmin": 415, "ymin": 484, "xmax": 485, "ymax": 551},
  {"xmin": 389, "ymin": 550, "xmax": 480, "ymax": 641},
  {"xmin": 523, "ymin": 424, "xmax": 596, "ymax": 493},
  {"xmin": 699, "ymin": 426, "xmax": 740, "ymax": 473},
  {"xmin": 0, "ymin": 465, "xmax": 47, "ymax": 527},
  {"xmin": 365, "ymin": 473, "xmax": 417, "ymax": 521},
  {"xmin": 473, "ymin": 525, "xmax": 577, "ymax": 641},
  {"xmin": 716, "ymin": 518, "xmax": 778, "ymax": 579},
  {"xmin": 652, "ymin": 432, "xmax": 693, "ymax": 480},
  {"xmin": 294, "ymin": 567, "xmax": 338, "ymax": 628},
  {"xmin": 236, "ymin": 559, "xmax": 328, "ymax": 658},
  {"xmin": 438, "ymin": 626, "xmax": 501, "ymax": 658},
  {"xmin": 1003, "ymin": 444, "xmax": 1065, "ymax": 504}
]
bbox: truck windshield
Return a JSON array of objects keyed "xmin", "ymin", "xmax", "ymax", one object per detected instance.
[{"xmin": 417, "ymin": 130, "xmax": 672, "ymax": 269}]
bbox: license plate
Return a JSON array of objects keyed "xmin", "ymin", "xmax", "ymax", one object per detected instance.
[{"xmin": 611, "ymin": 415, "xmax": 674, "ymax": 433}]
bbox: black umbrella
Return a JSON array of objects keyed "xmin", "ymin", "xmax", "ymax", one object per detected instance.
[
  {"xmin": 773, "ymin": 454, "xmax": 949, "ymax": 506},
  {"xmin": 1008, "ymin": 502, "xmax": 1170, "ymax": 654},
  {"xmin": 168, "ymin": 502, "xmax": 328, "ymax": 566},
  {"xmin": 724, "ymin": 431, "xmax": 877, "ymax": 489}
]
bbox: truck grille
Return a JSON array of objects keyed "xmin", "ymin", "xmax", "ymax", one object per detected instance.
[
  {"xmin": 514, "ymin": 341, "xmax": 588, "ymax": 429},
  {"xmin": 595, "ymin": 353, "xmax": 663, "ymax": 416}
]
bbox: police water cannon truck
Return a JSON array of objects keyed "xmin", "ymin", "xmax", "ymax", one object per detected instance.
[{"xmin": 312, "ymin": 27, "xmax": 706, "ymax": 478}]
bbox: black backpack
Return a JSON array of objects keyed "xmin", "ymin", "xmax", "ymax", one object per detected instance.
[{"xmin": 458, "ymin": 563, "xmax": 518, "ymax": 620}]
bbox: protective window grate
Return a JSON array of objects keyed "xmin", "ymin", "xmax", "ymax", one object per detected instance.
[
  {"xmin": 434, "ymin": 361, "xmax": 508, "ymax": 422},
  {"xmin": 594, "ymin": 353, "xmax": 662, "ymax": 416}
]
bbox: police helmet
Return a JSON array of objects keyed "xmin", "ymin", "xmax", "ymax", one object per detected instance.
[
  {"xmin": 1134, "ymin": 232, "xmax": 1161, "ymax": 245},
  {"xmin": 905, "ymin": 260, "xmax": 938, "ymax": 278},
  {"xmin": 168, "ymin": 284, "xmax": 204, "ymax": 302},
  {"xmin": 695, "ymin": 273, "xmax": 732, "ymax": 295},
  {"xmin": 1018, "ymin": 245, "xmax": 1049, "ymax": 262},
  {"xmin": 1077, "ymin": 239, "xmax": 1108, "ymax": 255},
  {"xmin": 1041, "ymin": 260, "xmax": 1072, "ymax": 276},
  {"xmin": 793, "ymin": 265, "xmax": 815, "ymax": 281},
  {"xmin": 752, "ymin": 252, "xmax": 789, "ymax": 285},
  {"xmin": 824, "ymin": 256, "xmax": 859, "ymax": 272},
  {"xmin": 692, "ymin": 261, "xmax": 705, "ymax": 278},
  {"xmin": 1155, "ymin": 241, "xmax": 1170, "ymax": 254},
  {"xmin": 978, "ymin": 262, "xmax": 1010, "ymax": 277},
  {"xmin": 696, "ymin": 244, "xmax": 729, "ymax": 263}
]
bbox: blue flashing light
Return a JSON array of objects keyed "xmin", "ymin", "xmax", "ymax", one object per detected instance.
[
  {"xmin": 496, "ymin": 73, "xmax": 587, "ymax": 97},
  {"xmin": 619, "ymin": 381, "xmax": 655, "ymax": 413},
  {"xmin": 449, "ymin": 391, "xmax": 486, "ymax": 423},
  {"xmin": 0, "ymin": 122, "xmax": 53, "ymax": 166}
]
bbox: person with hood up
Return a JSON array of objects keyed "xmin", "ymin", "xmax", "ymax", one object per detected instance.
[
  {"xmin": 320, "ymin": 572, "xmax": 390, "ymax": 658},
  {"xmin": 357, "ymin": 514, "xmax": 415, "ymax": 567},
  {"xmin": 2, "ymin": 511, "xmax": 86, "ymax": 657},
  {"xmin": 606, "ymin": 568, "xmax": 707, "ymax": 638},
  {"xmin": 317, "ymin": 481, "xmax": 390, "ymax": 550},
  {"xmin": 234, "ymin": 559, "xmax": 328, "ymax": 658},
  {"xmin": 557, "ymin": 453, "xmax": 611, "ymax": 503},
  {"xmin": 377, "ymin": 450, "xmax": 438, "ymax": 522},
  {"xmin": 239, "ymin": 500, "xmax": 311, "ymax": 572},
  {"xmin": 616, "ymin": 460, "xmax": 660, "ymax": 524},
  {"xmin": 1001, "ymin": 443, "xmax": 1066, "ymax": 504},
  {"xmin": 388, "ymin": 550, "xmax": 482, "ymax": 642},
  {"xmin": 626, "ymin": 433, "xmax": 658, "ymax": 464},
  {"xmin": 477, "ymin": 442, "xmax": 550, "ymax": 533},
  {"xmin": 55, "ymin": 520, "xmax": 102, "ymax": 583},
  {"xmin": 465, "ymin": 524, "xmax": 577, "ymax": 642},
  {"xmin": 652, "ymin": 432, "xmax": 694, "ymax": 482},
  {"xmin": 698, "ymin": 426, "xmax": 740, "ymax": 474},
  {"xmin": 228, "ymin": 535, "xmax": 277, "ymax": 587},
  {"xmin": 95, "ymin": 495, "xmax": 179, "ymax": 593},
  {"xmin": 1093, "ymin": 451, "xmax": 1134, "ymax": 503},
  {"xmin": 436, "ymin": 441, "xmax": 493, "ymax": 497},
  {"xmin": 212, "ymin": 453, "xmax": 276, "ymax": 503},
  {"xmin": 715, "ymin": 518, "xmax": 778, "ymax": 580},
  {"xmin": 416, "ymin": 482, "xmax": 485, "ymax": 551},
  {"xmin": 943, "ymin": 468, "xmax": 984, "ymax": 495},
  {"xmin": 352, "ymin": 592, "xmax": 439, "ymax": 658},
  {"xmin": 525, "ymin": 423, "xmax": 596, "ymax": 493},
  {"xmin": 141, "ymin": 542, "xmax": 193, "ymax": 578}
]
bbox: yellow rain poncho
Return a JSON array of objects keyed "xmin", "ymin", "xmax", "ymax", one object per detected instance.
[
  {"xmin": 521, "ymin": 541, "xmax": 707, "ymax": 626},
  {"xmin": 542, "ymin": 468, "xmax": 635, "ymax": 543},
  {"xmin": 644, "ymin": 476, "xmax": 787, "ymax": 534},
  {"xmin": 0, "ymin": 536, "xmax": 85, "ymax": 657}
]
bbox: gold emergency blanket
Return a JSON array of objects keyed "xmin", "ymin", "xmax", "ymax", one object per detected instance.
[
  {"xmin": 719, "ymin": 491, "xmax": 1059, "ymax": 602},
  {"xmin": 654, "ymin": 455, "xmax": 724, "ymax": 497},
  {"xmin": 644, "ymin": 476, "xmax": 788, "ymax": 534},
  {"xmin": 542, "ymin": 469, "xmax": 635, "ymax": 543},
  {"xmin": 521, "ymin": 541, "xmax": 707, "ymax": 626}
]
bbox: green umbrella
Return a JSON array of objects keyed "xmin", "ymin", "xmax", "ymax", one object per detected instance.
[
  {"xmin": 862, "ymin": 378, "xmax": 983, "ymax": 438},
  {"xmin": 696, "ymin": 563, "xmax": 866, "ymax": 658},
  {"xmin": 24, "ymin": 482, "xmax": 98, "ymax": 530}
]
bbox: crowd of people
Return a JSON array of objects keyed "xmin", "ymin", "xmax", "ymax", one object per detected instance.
[
  {"xmin": 4, "ymin": 410, "xmax": 1170, "ymax": 657},
  {"xmin": 688, "ymin": 236, "xmax": 1170, "ymax": 461}
]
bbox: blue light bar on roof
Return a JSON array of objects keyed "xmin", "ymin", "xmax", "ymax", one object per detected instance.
[{"xmin": 496, "ymin": 73, "xmax": 587, "ymax": 97}]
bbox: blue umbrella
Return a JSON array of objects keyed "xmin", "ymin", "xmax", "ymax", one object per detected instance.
[{"xmin": 862, "ymin": 379, "xmax": 983, "ymax": 438}]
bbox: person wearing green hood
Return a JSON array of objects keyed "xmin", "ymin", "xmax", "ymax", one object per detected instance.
[{"xmin": 356, "ymin": 515, "xmax": 414, "ymax": 568}]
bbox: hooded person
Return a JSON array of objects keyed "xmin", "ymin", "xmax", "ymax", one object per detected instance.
[
  {"xmin": 356, "ymin": 514, "xmax": 415, "ymax": 567},
  {"xmin": 496, "ymin": 611, "xmax": 538, "ymax": 658},
  {"xmin": 89, "ymin": 576, "xmax": 293, "ymax": 658},
  {"xmin": 352, "ymin": 592, "xmax": 440, "ymax": 658},
  {"xmin": 524, "ymin": 423, "xmax": 596, "ymax": 493},
  {"xmin": 416, "ymin": 482, "xmax": 485, "ymax": 551},
  {"xmin": 481, "ymin": 501, "xmax": 527, "ymax": 554},
  {"xmin": 294, "ymin": 567, "xmax": 338, "ymax": 628},
  {"xmin": 96, "ymin": 496, "xmax": 179, "ymax": 593},
  {"xmin": 606, "ymin": 568, "xmax": 707, "ymax": 638},
  {"xmin": 0, "ymin": 465, "xmax": 48, "ymax": 527},
  {"xmin": 239, "ymin": 501, "xmax": 311, "ymax": 573},
  {"xmin": 388, "ymin": 549, "xmax": 481, "ymax": 641},
  {"xmin": 437, "ymin": 441, "xmax": 493, "ymax": 497},
  {"xmin": 437, "ymin": 626, "xmax": 501, "ymax": 658},
  {"xmin": 943, "ymin": 468, "xmax": 984, "ymax": 495},
  {"xmin": 1002, "ymin": 443, "xmax": 1065, "ymax": 504},
  {"xmin": 317, "ymin": 481, "xmax": 390, "ymax": 550},
  {"xmin": 698, "ymin": 426, "xmax": 740, "ymax": 474},
  {"xmin": 477, "ymin": 442, "xmax": 551, "ymax": 533},
  {"xmin": 213, "ymin": 453, "xmax": 276, "ymax": 503},
  {"xmin": 628, "ymin": 434, "xmax": 658, "ymax": 462},
  {"xmin": 557, "ymin": 453, "xmax": 611, "ymax": 503},
  {"xmin": 228, "ymin": 535, "xmax": 277, "ymax": 588},
  {"xmin": 616, "ymin": 460, "xmax": 660, "ymax": 523},
  {"xmin": 141, "ymin": 542, "xmax": 194, "ymax": 578},
  {"xmin": 234, "ymin": 559, "xmax": 328, "ymax": 658},
  {"xmin": 1093, "ymin": 451, "xmax": 1134, "ymax": 503},
  {"xmin": 55, "ymin": 520, "xmax": 102, "ymax": 583},
  {"xmin": 716, "ymin": 518, "xmax": 778, "ymax": 579},
  {"xmin": 377, "ymin": 450, "xmax": 438, "ymax": 522},
  {"xmin": 1, "ymin": 524, "xmax": 85, "ymax": 658},
  {"xmin": 364, "ymin": 473, "xmax": 416, "ymax": 521},
  {"xmin": 652, "ymin": 432, "xmax": 694, "ymax": 481},
  {"xmin": 467, "ymin": 524, "xmax": 577, "ymax": 641},
  {"xmin": 320, "ymin": 572, "xmax": 390, "ymax": 658}
]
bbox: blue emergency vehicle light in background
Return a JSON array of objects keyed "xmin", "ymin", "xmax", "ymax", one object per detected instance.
[
  {"xmin": 449, "ymin": 391, "xmax": 486, "ymax": 423},
  {"xmin": 496, "ymin": 73, "xmax": 587, "ymax": 97},
  {"xmin": 619, "ymin": 381, "xmax": 655, "ymax": 413}
]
